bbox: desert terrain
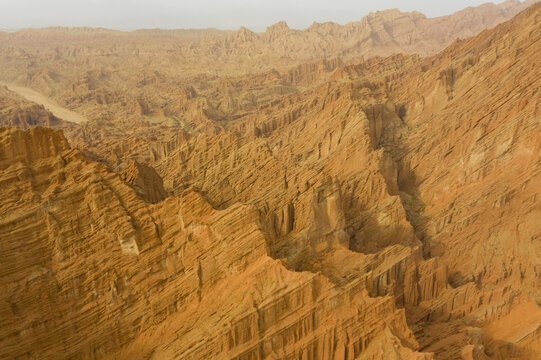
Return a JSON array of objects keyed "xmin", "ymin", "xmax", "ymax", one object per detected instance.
[{"xmin": 0, "ymin": 1, "xmax": 540, "ymax": 359}]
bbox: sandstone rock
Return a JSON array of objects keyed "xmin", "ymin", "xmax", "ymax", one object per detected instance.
[
  {"xmin": 0, "ymin": 126, "xmax": 431, "ymax": 359},
  {"xmin": 0, "ymin": 2, "xmax": 540, "ymax": 360}
]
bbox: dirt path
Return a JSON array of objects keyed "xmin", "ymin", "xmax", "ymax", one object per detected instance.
[{"xmin": 1, "ymin": 82, "xmax": 87, "ymax": 124}]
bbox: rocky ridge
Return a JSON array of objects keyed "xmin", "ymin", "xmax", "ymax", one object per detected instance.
[
  {"xmin": 0, "ymin": 2, "xmax": 540, "ymax": 360},
  {"xmin": 0, "ymin": 1, "xmax": 536, "ymax": 133}
]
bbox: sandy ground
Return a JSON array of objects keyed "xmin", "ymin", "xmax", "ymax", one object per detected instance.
[{"xmin": 1, "ymin": 82, "xmax": 87, "ymax": 124}]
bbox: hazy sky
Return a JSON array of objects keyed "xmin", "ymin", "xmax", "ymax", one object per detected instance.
[{"xmin": 0, "ymin": 0, "xmax": 514, "ymax": 31}]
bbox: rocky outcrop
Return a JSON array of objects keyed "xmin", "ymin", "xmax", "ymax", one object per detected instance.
[
  {"xmin": 0, "ymin": 126, "xmax": 70, "ymax": 169},
  {"xmin": 387, "ymin": 3, "xmax": 541, "ymax": 358},
  {"xmin": 0, "ymin": 126, "xmax": 434, "ymax": 359},
  {"xmin": 1, "ymin": 2, "xmax": 540, "ymax": 360}
]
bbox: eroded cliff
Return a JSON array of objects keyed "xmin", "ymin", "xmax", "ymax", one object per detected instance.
[{"xmin": 0, "ymin": 2, "xmax": 540, "ymax": 360}]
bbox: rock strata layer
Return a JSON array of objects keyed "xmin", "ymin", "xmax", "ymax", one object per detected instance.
[{"xmin": 0, "ymin": 2, "xmax": 540, "ymax": 360}]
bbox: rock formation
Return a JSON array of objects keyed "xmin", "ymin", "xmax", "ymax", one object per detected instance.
[
  {"xmin": 0, "ymin": 1, "xmax": 536, "ymax": 133},
  {"xmin": 0, "ymin": 2, "xmax": 540, "ymax": 360},
  {"xmin": 0, "ymin": 126, "xmax": 433, "ymax": 359}
]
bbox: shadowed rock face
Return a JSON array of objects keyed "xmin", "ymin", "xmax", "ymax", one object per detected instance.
[
  {"xmin": 120, "ymin": 160, "xmax": 168, "ymax": 204},
  {"xmin": 0, "ymin": 2, "xmax": 540, "ymax": 360}
]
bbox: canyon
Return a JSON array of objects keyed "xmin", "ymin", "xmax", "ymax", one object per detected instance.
[{"xmin": 0, "ymin": 1, "xmax": 540, "ymax": 359}]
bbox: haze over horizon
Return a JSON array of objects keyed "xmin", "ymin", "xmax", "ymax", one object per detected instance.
[{"xmin": 0, "ymin": 0, "xmax": 526, "ymax": 31}]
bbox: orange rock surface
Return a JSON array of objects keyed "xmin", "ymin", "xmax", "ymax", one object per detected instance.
[{"xmin": 0, "ymin": 1, "xmax": 540, "ymax": 360}]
